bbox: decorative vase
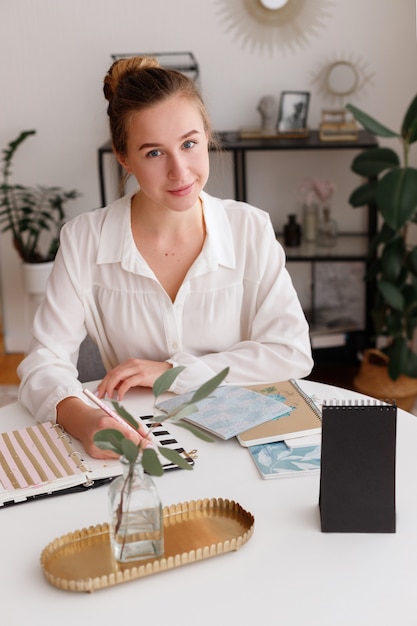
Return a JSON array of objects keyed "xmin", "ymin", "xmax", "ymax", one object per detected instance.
[
  {"xmin": 21, "ymin": 261, "xmax": 54, "ymax": 333},
  {"xmin": 108, "ymin": 456, "xmax": 164, "ymax": 563},
  {"xmin": 283, "ymin": 214, "xmax": 301, "ymax": 247},
  {"xmin": 302, "ymin": 204, "xmax": 318, "ymax": 242},
  {"xmin": 317, "ymin": 206, "xmax": 338, "ymax": 247},
  {"xmin": 353, "ymin": 349, "xmax": 417, "ymax": 412}
]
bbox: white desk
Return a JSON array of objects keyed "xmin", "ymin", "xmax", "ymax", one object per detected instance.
[{"xmin": 1, "ymin": 380, "xmax": 416, "ymax": 626}]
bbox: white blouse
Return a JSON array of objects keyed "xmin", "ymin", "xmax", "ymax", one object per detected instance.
[{"xmin": 18, "ymin": 190, "xmax": 313, "ymax": 423}]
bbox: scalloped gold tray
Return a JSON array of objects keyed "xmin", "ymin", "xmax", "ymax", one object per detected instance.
[{"xmin": 41, "ymin": 497, "xmax": 254, "ymax": 592}]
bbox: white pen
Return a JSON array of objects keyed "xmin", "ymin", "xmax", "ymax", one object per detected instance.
[{"xmin": 83, "ymin": 388, "xmax": 148, "ymax": 438}]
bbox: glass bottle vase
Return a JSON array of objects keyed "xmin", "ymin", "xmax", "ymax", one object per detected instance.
[
  {"xmin": 108, "ymin": 456, "xmax": 164, "ymax": 563},
  {"xmin": 317, "ymin": 206, "xmax": 338, "ymax": 247}
]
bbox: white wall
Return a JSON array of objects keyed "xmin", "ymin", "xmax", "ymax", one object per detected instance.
[{"xmin": 1, "ymin": 0, "xmax": 416, "ymax": 351}]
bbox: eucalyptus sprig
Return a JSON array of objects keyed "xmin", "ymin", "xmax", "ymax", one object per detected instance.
[{"xmin": 93, "ymin": 366, "xmax": 229, "ymax": 476}]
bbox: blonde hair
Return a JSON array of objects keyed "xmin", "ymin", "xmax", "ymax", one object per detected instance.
[{"xmin": 103, "ymin": 56, "xmax": 212, "ymax": 156}]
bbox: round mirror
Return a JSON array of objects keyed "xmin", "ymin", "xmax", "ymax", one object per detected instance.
[
  {"xmin": 259, "ymin": 0, "xmax": 289, "ymax": 9},
  {"xmin": 325, "ymin": 61, "xmax": 359, "ymax": 97}
]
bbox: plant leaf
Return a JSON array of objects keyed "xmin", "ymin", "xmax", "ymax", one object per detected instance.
[
  {"xmin": 141, "ymin": 447, "xmax": 164, "ymax": 476},
  {"xmin": 189, "ymin": 367, "xmax": 229, "ymax": 403},
  {"xmin": 175, "ymin": 420, "xmax": 215, "ymax": 441},
  {"xmin": 348, "ymin": 181, "xmax": 377, "ymax": 208},
  {"xmin": 407, "ymin": 247, "xmax": 417, "ymax": 276},
  {"xmin": 111, "ymin": 401, "xmax": 139, "ymax": 430},
  {"xmin": 386, "ymin": 338, "xmax": 408, "ymax": 380},
  {"xmin": 376, "ymin": 167, "xmax": 417, "ymax": 230},
  {"xmin": 152, "ymin": 366, "xmax": 185, "ymax": 398},
  {"xmin": 121, "ymin": 438, "xmax": 140, "ymax": 464},
  {"xmin": 351, "ymin": 147, "xmax": 399, "ymax": 177},
  {"xmin": 163, "ymin": 402, "xmax": 199, "ymax": 422},
  {"xmin": 346, "ymin": 104, "xmax": 399, "ymax": 138},
  {"xmin": 380, "ymin": 237, "xmax": 405, "ymax": 282},
  {"xmin": 401, "ymin": 93, "xmax": 417, "ymax": 144},
  {"xmin": 157, "ymin": 446, "xmax": 193, "ymax": 470},
  {"xmin": 377, "ymin": 280, "xmax": 404, "ymax": 311},
  {"xmin": 93, "ymin": 428, "xmax": 125, "ymax": 455}
]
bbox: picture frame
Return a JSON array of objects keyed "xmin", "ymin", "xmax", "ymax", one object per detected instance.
[{"xmin": 277, "ymin": 91, "xmax": 310, "ymax": 134}]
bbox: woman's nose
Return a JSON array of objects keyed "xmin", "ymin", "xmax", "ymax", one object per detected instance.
[{"xmin": 168, "ymin": 154, "xmax": 188, "ymax": 179}]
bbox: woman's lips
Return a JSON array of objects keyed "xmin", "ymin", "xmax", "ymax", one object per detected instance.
[{"xmin": 168, "ymin": 182, "xmax": 194, "ymax": 197}]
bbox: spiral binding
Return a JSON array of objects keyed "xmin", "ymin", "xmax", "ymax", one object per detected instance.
[
  {"xmin": 323, "ymin": 399, "xmax": 396, "ymax": 410},
  {"xmin": 290, "ymin": 379, "xmax": 322, "ymax": 420}
]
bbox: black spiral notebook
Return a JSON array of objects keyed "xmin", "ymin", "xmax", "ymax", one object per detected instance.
[
  {"xmin": 319, "ymin": 401, "xmax": 397, "ymax": 533},
  {"xmin": 0, "ymin": 415, "xmax": 194, "ymax": 507}
]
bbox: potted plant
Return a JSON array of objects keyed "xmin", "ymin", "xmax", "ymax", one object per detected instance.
[
  {"xmin": 346, "ymin": 95, "xmax": 417, "ymax": 408},
  {"xmin": 0, "ymin": 130, "xmax": 79, "ymax": 304},
  {"xmin": 94, "ymin": 365, "xmax": 229, "ymax": 562}
]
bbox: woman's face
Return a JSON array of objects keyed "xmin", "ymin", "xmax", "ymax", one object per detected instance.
[{"xmin": 118, "ymin": 94, "xmax": 210, "ymax": 214}]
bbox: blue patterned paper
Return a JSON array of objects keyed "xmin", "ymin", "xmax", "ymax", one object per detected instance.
[
  {"xmin": 249, "ymin": 441, "xmax": 321, "ymax": 479},
  {"xmin": 156, "ymin": 386, "xmax": 290, "ymax": 440}
]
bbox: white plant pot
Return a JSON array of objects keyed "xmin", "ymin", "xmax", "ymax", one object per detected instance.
[
  {"xmin": 21, "ymin": 261, "xmax": 54, "ymax": 330},
  {"xmin": 22, "ymin": 261, "xmax": 53, "ymax": 297}
]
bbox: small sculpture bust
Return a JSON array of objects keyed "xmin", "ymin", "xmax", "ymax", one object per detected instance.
[{"xmin": 257, "ymin": 95, "xmax": 278, "ymax": 131}]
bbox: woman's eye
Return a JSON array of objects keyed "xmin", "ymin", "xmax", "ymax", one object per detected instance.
[
  {"xmin": 147, "ymin": 149, "xmax": 162, "ymax": 158},
  {"xmin": 183, "ymin": 140, "xmax": 196, "ymax": 149}
]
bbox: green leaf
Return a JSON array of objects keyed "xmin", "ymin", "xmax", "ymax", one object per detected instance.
[
  {"xmin": 401, "ymin": 94, "xmax": 417, "ymax": 144},
  {"xmin": 157, "ymin": 446, "xmax": 193, "ymax": 470},
  {"xmin": 386, "ymin": 338, "xmax": 408, "ymax": 380},
  {"xmin": 346, "ymin": 104, "xmax": 399, "ymax": 138},
  {"xmin": 93, "ymin": 428, "xmax": 125, "ymax": 455},
  {"xmin": 141, "ymin": 447, "xmax": 164, "ymax": 476},
  {"xmin": 175, "ymin": 420, "xmax": 215, "ymax": 441},
  {"xmin": 121, "ymin": 438, "xmax": 139, "ymax": 464},
  {"xmin": 164, "ymin": 402, "xmax": 199, "ymax": 421},
  {"xmin": 380, "ymin": 237, "xmax": 405, "ymax": 282},
  {"xmin": 402, "ymin": 347, "xmax": 417, "ymax": 378},
  {"xmin": 189, "ymin": 367, "xmax": 229, "ymax": 403},
  {"xmin": 152, "ymin": 366, "xmax": 185, "ymax": 398},
  {"xmin": 351, "ymin": 148, "xmax": 399, "ymax": 177},
  {"xmin": 110, "ymin": 401, "xmax": 139, "ymax": 430},
  {"xmin": 376, "ymin": 167, "xmax": 417, "ymax": 230},
  {"xmin": 377, "ymin": 280, "xmax": 404, "ymax": 311},
  {"xmin": 348, "ymin": 181, "xmax": 377, "ymax": 208},
  {"xmin": 407, "ymin": 247, "xmax": 417, "ymax": 275}
]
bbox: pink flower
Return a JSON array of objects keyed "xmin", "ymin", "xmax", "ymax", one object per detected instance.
[{"xmin": 299, "ymin": 178, "xmax": 336, "ymax": 206}]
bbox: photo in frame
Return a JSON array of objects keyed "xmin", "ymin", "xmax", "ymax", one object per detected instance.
[{"xmin": 277, "ymin": 91, "xmax": 310, "ymax": 134}]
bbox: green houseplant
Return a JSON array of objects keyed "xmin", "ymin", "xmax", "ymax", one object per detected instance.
[
  {"xmin": 0, "ymin": 129, "xmax": 79, "ymax": 263},
  {"xmin": 346, "ymin": 95, "xmax": 417, "ymax": 383},
  {"xmin": 94, "ymin": 365, "xmax": 229, "ymax": 562}
]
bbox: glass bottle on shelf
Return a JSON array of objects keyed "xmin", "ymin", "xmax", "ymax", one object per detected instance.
[
  {"xmin": 317, "ymin": 206, "xmax": 338, "ymax": 247},
  {"xmin": 302, "ymin": 204, "xmax": 318, "ymax": 242},
  {"xmin": 283, "ymin": 214, "xmax": 301, "ymax": 247},
  {"xmin": 108, "ymin": 456, "xmax": 164, "ymax": 563}
]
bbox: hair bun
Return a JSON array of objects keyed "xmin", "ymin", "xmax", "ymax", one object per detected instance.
[{"xmin": 103, "ymin": 56, "xmax": 161, "ymax": 101}]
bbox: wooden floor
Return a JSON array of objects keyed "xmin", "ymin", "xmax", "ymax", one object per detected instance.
[{"xmin": 0, "ymin": 325, "xmax": 24, "ymax": 385}]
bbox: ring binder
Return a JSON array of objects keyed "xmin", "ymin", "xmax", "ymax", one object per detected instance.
[{"xmin": 0, "ymin": 415, "xmax": 194, "ymax": 507}]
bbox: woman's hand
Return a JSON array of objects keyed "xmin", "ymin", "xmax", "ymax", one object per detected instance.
[
  {"xmin": 56, "ymin": 396, "xmax": 142, "ymax": 459},
  {"xmin": 96, "ymin": 358, "xmax": 172, "ymax": 400}
]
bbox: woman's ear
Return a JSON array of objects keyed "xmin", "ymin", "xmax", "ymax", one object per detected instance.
[{"xmin": 114, "ymin": 148, "xmax": 132, "ymax": 174}]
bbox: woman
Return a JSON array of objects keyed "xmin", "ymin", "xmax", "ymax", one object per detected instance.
[{"xmin": 18, "ymin": 56, "xmax": 313, "ymax": 458}]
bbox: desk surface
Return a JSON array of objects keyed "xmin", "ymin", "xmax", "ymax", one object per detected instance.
[{"xmin": 1, "ymin": 380, "xmax": 416, "ymax": 626}]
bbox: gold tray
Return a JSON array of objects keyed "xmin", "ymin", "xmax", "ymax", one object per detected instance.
[{"xmin": 41, "ymin": 497, "xmax": 254, "ymax": 592}]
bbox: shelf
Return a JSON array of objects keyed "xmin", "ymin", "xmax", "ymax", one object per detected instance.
[
  {"xmin": 276, "ymin": 234, "xmax": 369, "ymax": 261},
  {"xmin": 215, "ymin": 129, "xmax": 377, "ymax": 152}
]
